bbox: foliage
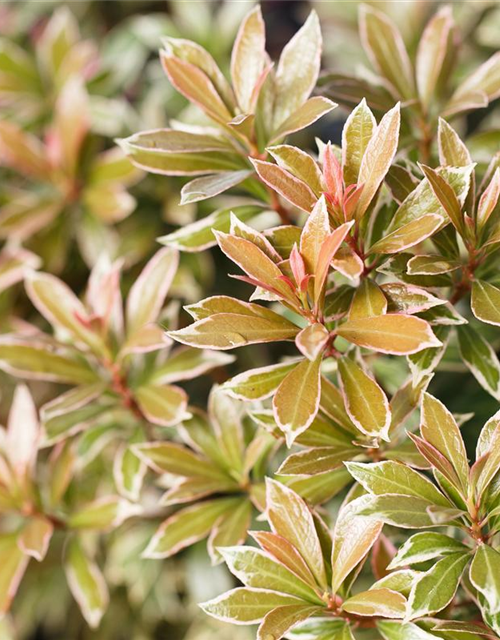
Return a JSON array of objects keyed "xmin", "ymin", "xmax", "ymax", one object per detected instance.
[{"xmin": 2, "ymin": 2, "xmax": 500, "ymax": 640}]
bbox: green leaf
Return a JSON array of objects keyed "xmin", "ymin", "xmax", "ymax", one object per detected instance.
[
  {"xmin": 389, "ymin": 532, "xmax": 467, "ymax": 570},
  {"xmin": 438, "ymin": 118, "xmax": 472, "ymax": 168},
  {"xmin": 416, "ymin": 8, "xmax": 454, "ymax": 109},
  {"xmin": 266, "ymin": 479, "xmax": 327, "ymax": 589},
  {"xmin": 377, "ymin": 621, "xmax": 438, "ymax": 640},
  {"xmin": 223, "ymin": 361, "xmax": 299, "ymax": 401},
  {"xmin": 134, "ymin": 384, "xmax": 188, "ymax": 427},
  {"xmin": 65, "ymin": 537, "xmax": 109, "ymax": 629},
  {"xmin": 126, "ymin": 247, "xmax": 178, "ymax": 337},
  {"xmin": 381, "ymin": 283, "xmax": 446, "ymax": 315},
  {"xmin": 406, "ymin": 255, "xmax": 461, "ymax": 276},
  {"xmin": 133, "ymin": 441, "xmax": 231, "ymax": 482},
  {"xmin": 251, "ymin": 530, "xmax": 318, "ymax": 590},
  {"xmin": 273, "ymin": 355, "xmax": 322, "ymax": 445},
  {"xmin": 169, "ymin": 305, "xmax": 299, "ymax": 350},
  {"xmin": 349, "ymin": 280, "xmax": 387, "ymax": 319},
  {"xmin": 160, "ymin": 51, "xmax": 233, "ymax": 125},
  {"xmin": 470, "ymin": 545, "xmax": 500, "ymax": 615},
  {"xmin": 18, "ymin": 517, "xmax": 53, "ymax": 562},
  {"xmin": 158, "ymin": 204, "xmax": 264, "ymax": 252},
  {"xmin": 346, "ymin": 461, "xmax": 450, "ymax": 506},
  {"xmin": 356, "ymin": 103, "xmax": 401, "ymax": 219},
  {"xmin": 477, "ymin": 168, "xmax": 500, "ymax": 231},
  {"xmin": 257, "ymin": 604, "xmax": 321, "ymax": 640},
  {"xmin": 268, "ymin": 145, "xmax": 323, "ymax": 196},
  {"xmin": 337, "ymin": 314, "xmax": 441, "ymax": 355},
  {"xmin": 208, "ymin": 386, "xmax": 244, "ymax": 475},
  {"xmin": 342, "ymin": 98, "xmax": 376, "ymax": 186},
  {"xmin": 0, "ymin": 336, "xmax": 98, "ymax": 385},
  {"xmin": 207, "ymin": 500, "xmax": 252, "ymax": 564},
  {"xmin": 200, "ymin": 587, "xmax": 305, "ymax": 624},
  {"xmin": 278, "ymin": 446, "xmax": 356, "ymax": 476},
  {"xmin": 471, "ymin": 280, "xmax": 500, "ymax": 327},
  {"xmin": 272, "ymin": 11, "xmax": 322, "ymax": 130},
  {"xmin": 369, "ymin": 214, "xmax": 444, "ymax": 255},
  {"xmin": 420, "ymin": 392, "xmax": 469, "ymax": 494},
  {"xmin": 447, "ymin": 51, "xmax": 500, "ymax": 114},
  {"xmin": 342, "ymin": 588, "xmax": 406, "ymax": 618},
  {"xmin": 150, "ymin": 348, "xmax": 234, "ymax": 385},
  {"xmin": 330, "ymin": 497, "xmax": 382, "ymax": 594},
  {"xmin": 407, "ymin": 552, "xmax": 470, "ymax": 619},
  {"xmin": 118, "ymin": 131, "xmax": 246, "ymax": 175},
  {"xmin": 230, "ymin": 6, "xmax": 265, "ymax": 113},
  {"xmin": 272, "ymin": 97, "xmax": 337, "ymax": 141},
  {"xmin": 338, "ymin": 358, "xmax": 390, "ymax": 440},
  {"xmin": 457, "ymin": 324, "xmax": 500, "ymax": 400},
  {"xmin": 252, "ymin": 159, "xmax": 317, "ymax": 213},
  {"xmin": 355, "ymin": 494, "xmax": 436, "ymax": 529},
  {"xmin": 143, "ymin": 497, "xmax": 240, "ymax": 559},
  {"xmin": 0, "ymin": 534, "xmax": 28, "ymax": 615},
  {"xmin": 359, "ymin": 6, "xmax": 415, "ymax": 99},
  {"xmin": 220, "ymin": 546, "xmax": 323, "ymax": 603},
  {"xmin": 114, "ymin": 438, "xmax": 146, "ymax": 503},
  {"xmin": 25, "ymin": 272, "xmax": 106, "ymax": 356},
  {"xmin": 419, "ymin": 164, "xmax": 465, "ymax": 235}
]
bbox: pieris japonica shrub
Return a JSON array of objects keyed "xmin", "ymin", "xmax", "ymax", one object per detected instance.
[{"xmin": 2, "ymin": 2, "xmax": 500, "ymax": 639}]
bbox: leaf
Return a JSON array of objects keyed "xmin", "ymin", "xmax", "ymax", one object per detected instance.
[
  {"xmin": 200, "ymin": 587, "xmax": 305, "ymax": 624},
  {"xmin": 143, "ymin": 497, "xmax": 239, "ymax": 559},
  {"xmin": 272, "ymin": 11, "xmax": 322, "ymax": 130},
  {"xmin": 160, "ymin": 51, "xmax": 233, "ymax": 125},
  {"xmin": 477, "ymin": 168, "xmax": 500, "ymax": 230},
  {"xmin": 126, "ymin": 247, "xmax": 179, "ymax": 337},
  {"xmin": 150, "ymin": 348, "xmax": 234, "ymax": 385},
  {"xmin": 449, "ymin": 51, "xmax": 500, "ymax": 110},
  {"xmin": 457, "ymin": 324, "xmax": 500, "ymax": 401},
  {"xmin": 118, "ymin": 131, "xmax": 245, "ymax": 176},
  {"xmin": 471, "ymin": 280, "xmax": 500, "ymax": 327},
  {"xmin": 134, "ymin": 384, "xmax": 188, "ymax": 427},
  {"xmin": 272, "ymin": 97, "xmax": 337, "ymax": 141},
  {"xmin": 389, "ymin": 532, "xmax": 467, "ymax": 570},
  {"xmin": 0, "ymin": 120, "xmax": 49, "ymax": 180},
  {"xmin": 438, "ymin": 118, "xmax": 472, "ymax": 168},
  {"xmin": 381, "ymin": 283, "xmax": 446, "ymax": 315},
  {"xmin": 133, "ymin": 441, "xmax": 229, "ymax": 481},
  {"xmin": 342, "ymin": 98, "xmax": 376, "ymax": 186},
  {"xmin": 377, "ymin": 621, "xmax": 438, "ymax": 640},
  {"xmin": 356, "ymin": 103, "xmax": 401, "ymax": 219},
  {"xmin": 216, "ymin": 230, "xmax": 295, "ymax": 300},
  {"xmin": 65, "ymin": 537, "xmax": 109, "ymax": 629},
  {"xmin": 231, "ymin": 6, "xmax": 265, "ymax": 113},
  {"xmin": 266, "ymin": 479, "xmax": 327, "ymax": 589},
  {"xmin": 359, "ymin": 6, "xmax": 414, "ymax": 99},
  {"xmin": 5, "ymin": 384, "xmax": 39, "ymax": 480},
  {"xmin": 296, "ymin": 324, "xmax": 329, "ymax": 361},
  {"xmin": 420, "ymin": 392, "xmax": 469, "ymax": 493},
  {"xmin": 349, "ymin": 280, "xmax": 387, "ymax": 318},
  {"xmin": 369, "ymin": 214, "xmax": 444, "ymax": 254},
  {"xmin": 158, "ymin": 204, "xmax": 263, "ymax": 252},
  {"xmin": 180, "ymin": 170, "xmax": 253, "ymax": 204},
  {"xmin": 257, "ymin": 604, "xmax": 321, "ymax": 640},
  {"xmin": 406, "ymin": 255, "xmax": 461, "ymax": 276},
  {"xmin": 342, "ymin": 588, "xmax": 406, "ymax": 618},
  {"xmin": 273, "ymin": 355, "xmax": 322, "ymax": 445},
  {"xmin": 407, "ymin": 553, "xmax": 470, "ymax": 619},
  {"xmin": 346, "ymin": 461, "xmax": 449, "ymax": 507},
  {"xmin": 18, "ymin": 517, "xmax": 53, "ymax": 562},
  {"xmin": 470, "ymin": 545, "xmax": 500, "ymax": 615},
  {"xmin": 223, "ymin": 361, "xmax": 299, "ymax": 401},
  {"xmin": 269, "ymin": 145, "xmax": 323, "ymax": 196},
  {"xmin": 355, "ymin": 494, "xmax": 437, "ymax": 529},
  {"xmin": 252, "ymin": 159, "xmax": 317, "ymax": 212},
  {"xmin": 25, "ymin": 272, "xmax": 106, "ymax": 356},
  {"xmin": 169, "ymin": 306, "xmax": 299, "ymax": 350},
  {"xmin": 0, "ymin": 336, "xmax": 98, "ymax": 385},
  {"xmin": 220, "ymin": 546, "xmax": 322, "ymax": 603},
  {"xmin": 416, "ymin": 7, "xmax": 454, "ymax": 109},
  {"xmin": 419, "ymin": 164, "xmax": 465, "ymax": 235},
  {"xmin": 114, "ymin": 439, "xmax": 146, "ymax": 503},
  {"xmin": 208, "ymin": 500, "xmax": 252, "ymax": 564},
  {"xmin": 331, "ymin": 497, "xmax": 382, "ymax": 594},
  {"xmin": 338, "ymin": 358, "xmax": 390, "ymax": 440},
  {"xmin": 0, "ymin": 534, "xmax": 29, "ymax": 616},
  {"xmin": 278, "ymin": 446, "xmax": 355, "ymax": 476},
  {"xmin": 337, "ymin": 314, "xmax": 440, "ymax": 355}
]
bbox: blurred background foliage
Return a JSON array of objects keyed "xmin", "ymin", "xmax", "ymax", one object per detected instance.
[{"xmin": 1, "ymin": 1, "xmax": 500, "ymax": 638}]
